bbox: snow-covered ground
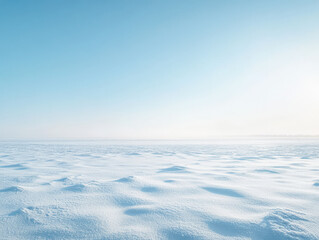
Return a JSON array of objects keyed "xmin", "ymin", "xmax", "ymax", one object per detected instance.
[{"xmin": 0, "ymin": 138, "xmax": 318, "ymax": 240}]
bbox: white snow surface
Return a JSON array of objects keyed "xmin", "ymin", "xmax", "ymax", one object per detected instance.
[{"xmin": 0, "ymin": 138, "xmax": 319, "ymax": 240}]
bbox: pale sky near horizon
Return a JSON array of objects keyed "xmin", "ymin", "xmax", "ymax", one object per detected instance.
[{"xmin": 1, "ymin": 0, "xmax": 319, "ymax": 140}]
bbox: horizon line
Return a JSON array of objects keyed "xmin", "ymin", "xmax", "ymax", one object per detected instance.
[{"xmin": 1, "ymin": 134, "xmax": 319, "ymax": 142}]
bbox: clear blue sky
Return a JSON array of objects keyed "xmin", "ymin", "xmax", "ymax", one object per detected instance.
[{"xmin": 1, "ymin": 0, "xmax": 319, "ymax": 140}]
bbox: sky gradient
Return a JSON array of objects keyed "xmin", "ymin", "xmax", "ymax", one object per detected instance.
[{"xmin": 1, "ymin": 0, "xmax": 319, "ymax": 140}]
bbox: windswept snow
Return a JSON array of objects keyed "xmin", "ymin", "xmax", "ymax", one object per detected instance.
[{"xmin": 0, "ymin": 139, "xmax": 318, "ymax": 239}]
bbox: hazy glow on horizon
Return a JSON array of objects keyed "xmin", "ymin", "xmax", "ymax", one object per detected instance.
[{"xmin": 1, "ymin": 0, "xmax": 319, "ymax": 139}]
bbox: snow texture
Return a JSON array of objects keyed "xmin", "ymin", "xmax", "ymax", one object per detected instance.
[{"xmin": 0, "ymin": 139, "xmax": 319, "ymax": 239}]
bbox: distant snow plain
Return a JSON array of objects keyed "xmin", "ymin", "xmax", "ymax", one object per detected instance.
[{"xmin": 0, "ymin": 138, "xmax": 318, "ymax": 240}]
